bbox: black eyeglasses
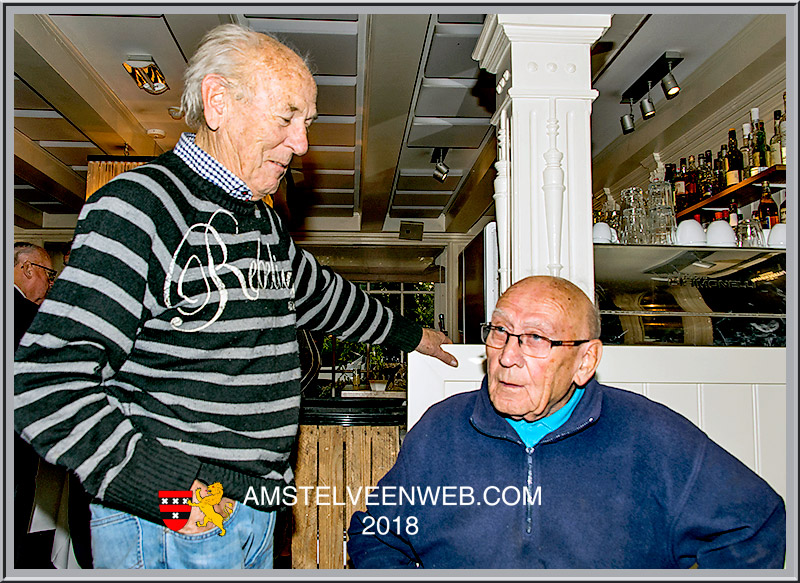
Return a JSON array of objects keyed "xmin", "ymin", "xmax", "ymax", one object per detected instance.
[
  {"xmin": 29, "ymin": 262, "xmax": 57, "ymax": 283},
  {"xmin": 480, "ymin": 323, "xmax": 592, "ymax": 359}
]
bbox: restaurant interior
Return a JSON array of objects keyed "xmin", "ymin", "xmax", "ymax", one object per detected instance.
[{"xmin": 10, "ymin": 8, "xmax": 792, "ymax": 569}]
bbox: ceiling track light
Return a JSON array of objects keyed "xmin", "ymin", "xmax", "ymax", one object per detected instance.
[
  {"xmin": 620, "ymin": 51, "xmax": 682, "ymax": 108},
  {"xmin": 620, "ymin": 101, "xmax": 635, "ymax": 135},
  {"xmin": 661, "ymin": 65, "xmax": 680, "ymax": 99},
  {"xmin": 431, "ymin": 147, "xmax": 450, "ymax": 183},
  {"xmin": 640, "ymin": 81, "xmax": 656, "ymax": 119}
]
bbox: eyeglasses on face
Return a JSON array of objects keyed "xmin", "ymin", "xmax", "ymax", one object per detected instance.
[
  {"xmin": 480, "ymin": 323, "xmax": 592, "ymax": 358},
  {"xmin": 29, "ymin": 262, "xmax": 57, "ymax": 283}
]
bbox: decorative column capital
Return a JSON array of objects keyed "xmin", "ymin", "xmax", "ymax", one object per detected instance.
[{"xmin": 473, "ymin": 14, "xmax": 611, "ymax": 74}]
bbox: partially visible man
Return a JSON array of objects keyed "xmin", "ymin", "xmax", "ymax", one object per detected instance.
[
  {"xmin": 348, "ymin": 276, "xmax": 785, "ymax": 569},
  {"xmin": 13, "ymin": 242, "xmax": 55, "ymax": 347},
  {"xmin": 12, "ymin": 242, "xmax": 56, "ymax": 568},
  {"xmin": 15, "ymin": 23, "xmax": 454, "ymax": 570}
]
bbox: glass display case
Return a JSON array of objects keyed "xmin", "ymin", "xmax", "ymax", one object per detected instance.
[{"xmin": 594, "ymin": 244, "xmax": 786, "ymax": 347}]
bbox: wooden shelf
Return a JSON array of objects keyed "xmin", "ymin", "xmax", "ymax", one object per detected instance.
[{"xmin": 676, "ymin": 165, "xmax": 786, "ymax": 219}]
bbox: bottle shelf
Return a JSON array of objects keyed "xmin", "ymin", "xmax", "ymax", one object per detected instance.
[{"xmin": 676, "ymin": 164, "xmax": 785, "ymax": 219}]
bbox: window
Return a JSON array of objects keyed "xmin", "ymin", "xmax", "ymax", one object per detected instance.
[{"xmin": 312, "ymin": 282, "xmax": 436, "ymax": 397}]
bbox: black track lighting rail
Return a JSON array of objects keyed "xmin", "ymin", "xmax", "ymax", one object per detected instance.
[{"xmin": 620, "ymin": 51, "xmax": 683, "ymax": 104}]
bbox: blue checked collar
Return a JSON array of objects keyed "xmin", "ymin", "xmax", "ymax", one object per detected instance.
[{"xmin": 173, "ymin": 132, "xmax": 252, "ymax": 202}]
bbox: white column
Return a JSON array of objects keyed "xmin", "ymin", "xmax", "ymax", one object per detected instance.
[{"xmin": 473, "ymin": 14, "xmax": 610, "ymax": 300}]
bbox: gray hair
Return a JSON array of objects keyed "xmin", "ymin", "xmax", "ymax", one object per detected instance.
[
  {"xmin": 180, "ymin": 23, "xmax": 311, "ymax": 130},
  {"xmin": 14, "ymin": 242, "xmax": 46, "ymax": 266}
]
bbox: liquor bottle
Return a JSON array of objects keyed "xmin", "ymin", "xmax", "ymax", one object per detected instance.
[
  {"xmin": 750, "ymin": 107, "xmax": 760, "ymax": 129},
  {"xmin": 741, "ymin": 123, "xmax": 753, "ymax": 176},
  {"xmin": 674, "ymin": 158, "xmax": 687, "ymax": 211},
  {"xmin": 728, "ymin": 199, "xmax": 740, "ymax": 228},
  {"xmin": 699, "ymin": 150, "xmax": 716, "ymax": 199},
  {"xmin": 715, "ymin": 146, "xmax": 727, "ymax": 193},
  {"xmin": 725, "ymin": 129, "xmax": 743, "ymax": 187},
  {"xmin": 769, "ymin": 110, "xmax": 784, "ymax": 165},
  {"xmin": 779, "ymin": 93, "xmax": 787, "ymax": 165},
  {"xmin": 750, "ymin": 120, "xmax": 770, "ymax": 175},
  {"xmin": 686, "ymin": 155, "xmax": 699, "ymax": 206},
  {"xmin": 664, "ymin": 163, "xmax": 677, "ymax": 208},
  {"xmin": 757, "ymin": 182, "xmax": 779, "ymax": 229}
]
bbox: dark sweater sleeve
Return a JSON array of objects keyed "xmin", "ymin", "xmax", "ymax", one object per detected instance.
[
  {"xmin": 13, "ymin": 181, "xmax": 201, "ymax": 524},
  {"xmin": 288, "ymin": 231, "xmax": 422, "ymax": 352},
  {"xmin": 671, "ymin": 439, "xmax": 786, "ymax": 568}
]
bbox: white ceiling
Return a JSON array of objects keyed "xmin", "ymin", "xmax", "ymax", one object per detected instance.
[{"xmin": 12, "ymin": 9, "xmax": 777, "ymax": 278}]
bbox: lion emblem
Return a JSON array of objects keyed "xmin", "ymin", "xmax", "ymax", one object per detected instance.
[{"xmin": 187, "ymin": 482, "xmax": 234, "ymax": 536}]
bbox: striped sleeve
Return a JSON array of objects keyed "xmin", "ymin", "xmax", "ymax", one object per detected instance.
[
  {"xmin": 13, "ymin": 180, "xmax": 201, "ymax": 523},
  {"xmin": 287, "ymin": 228, "xmax": 422, "ymax": 353}
]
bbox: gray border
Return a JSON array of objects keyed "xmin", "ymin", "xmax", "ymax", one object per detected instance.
[{"xmin": 5, "ymin": 1, "xmax": 798, "ymax": 580}]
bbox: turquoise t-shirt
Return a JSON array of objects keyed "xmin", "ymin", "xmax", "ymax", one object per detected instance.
[{"xmin": 506, "ymin": 387, "xmax": 585, "ymax": 448}]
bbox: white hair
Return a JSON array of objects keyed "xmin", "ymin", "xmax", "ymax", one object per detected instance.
[{"xmin": 180, "ymin": 23, "xmax": 311, "ymax": 130}]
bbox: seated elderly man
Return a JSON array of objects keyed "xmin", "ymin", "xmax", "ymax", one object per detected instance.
[{"xmin": 347, "ymin": 276, "xmax": 785, "ymax": 569}]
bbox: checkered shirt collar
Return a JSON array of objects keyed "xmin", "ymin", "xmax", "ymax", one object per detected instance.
[{"xmin": 173, "ymin": 132, "xmax": 252, "ymax": 202}]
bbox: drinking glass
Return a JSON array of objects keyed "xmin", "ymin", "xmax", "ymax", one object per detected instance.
[
  {"xmin": 648, "ymin": 206, "xmax": 677, "ymax": 245},
  {"xmin": 620, "ymin": 207, "xmax": 649, "ymax": 244},
  {"xmin": 735, "ymin": 218, "xmax": 765, "ymax": 247},
  {"xmin": 647, "ymin": 180, "xmax": 674, "ymax": 209},
  {"xmin": 620, "ymin": 187, "xmax": 646, "ymax": 211}
]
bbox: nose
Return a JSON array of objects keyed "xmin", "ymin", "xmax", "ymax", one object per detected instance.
[
  {"xmin": 497, "ymin": 335, "xmax": 525, "ymax": 368},
  {"xmin": 285, "ymin": 121, "xmax": 309, "ymax": 156}
]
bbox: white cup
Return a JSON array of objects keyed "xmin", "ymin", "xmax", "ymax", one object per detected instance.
[
  {"xmin": 705, "ymin": 220, "xmax": 737, "ymax": 247},
  {"xmin": 592, "ymin": 222, "xmax": 613, "ymax": 243},
  {"xmin": 676, "ymin": 219, "xmax": 706, "ymax": 246},
  {"xmin": 768, "ymin": 223, "xmax": 786, "ymax": 248}
]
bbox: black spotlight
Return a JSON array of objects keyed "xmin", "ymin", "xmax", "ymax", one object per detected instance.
[
  {"xmin": 661, "ymin": 68, "xmax": 680, "ymax": 99},
  {"xmin": 640, "ymin": 97, "xmax": 656, "ymax": 118},
  {"xmin": 640, "ymin": 81, "xmax": 656, "ymax": 119},
  {"xmin": 620, "ymin": 101, "xmax": 635, "ymax": 135},
  {"xmin": 431, "ymin": 147, "xmax": 449, "ymax": 183}
]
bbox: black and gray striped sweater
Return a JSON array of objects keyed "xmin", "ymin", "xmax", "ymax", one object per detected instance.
[{"xmin": 14, "ymin": 152, "xmax": 422, "ymax": 524}]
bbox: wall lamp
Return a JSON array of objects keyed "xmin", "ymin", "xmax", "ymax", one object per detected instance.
[
  {"xmin": 431, "ymin": 147, "xmax": 449, "ymax": 183},
  {"xmin": 619, "ymin": 51, "xmax": 683, "ymax": 135},
  {"xmin": 123, "ymin": 55, "xmax": 169, "ymax": 95}
]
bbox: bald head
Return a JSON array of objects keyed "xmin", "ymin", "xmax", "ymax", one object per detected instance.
[{"xmin": 499, "ymin": 276, "xmax": 601, "ymax": 340}]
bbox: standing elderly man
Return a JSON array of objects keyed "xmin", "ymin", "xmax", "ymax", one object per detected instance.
[
  {"xmin": 13, "ymin": 242, "xmax": 57, "ymax": 568},
  {"xmin": 347, "ymin": 276, "xmax": 785, "ymax": 569},
  {"xmin": 15, "ymin": 24, "xmax": 454, "ymax": 570}
]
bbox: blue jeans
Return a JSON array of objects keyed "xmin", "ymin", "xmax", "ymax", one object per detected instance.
[{"xmin": 89, "ymin": 502, "xmax": 275, "ymax": 569}]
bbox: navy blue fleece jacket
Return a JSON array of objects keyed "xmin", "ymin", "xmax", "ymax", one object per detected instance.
[{"xmin": 347, "ymin": 378, "xmax": 785, "ymax": 569}]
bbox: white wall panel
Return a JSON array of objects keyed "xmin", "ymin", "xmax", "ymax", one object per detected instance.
[
  {"xmin": 645, "ymin": 384, "xmax": 700, "ymax": 427},
  {"xmin": 754, "ymin": 385, "xmax": 788, "ymax": 501},
  {"xmin": 700, "ymin": 384, "xmax": 757, "ymax": 473}
]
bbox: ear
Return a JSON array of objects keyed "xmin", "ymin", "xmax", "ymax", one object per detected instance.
[
  {"xmin": 21, "ymin": 260, "xmax": 34, "ymax": 279},
  {"xmin": 201, "ymin": 74, "xmax": 229, "ymax": 131},
  {"xmin": 573, "ymin": 339, "xmax": 603, "ymax": 387}
]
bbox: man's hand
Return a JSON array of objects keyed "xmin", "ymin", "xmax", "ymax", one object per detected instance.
[
  {"xmin": 177, "ymin": 480, "xmax": 236, "ymax": 535},
  {"xmin": 415, "ymin": 328, "xmax": 458, "ymax": 367}
]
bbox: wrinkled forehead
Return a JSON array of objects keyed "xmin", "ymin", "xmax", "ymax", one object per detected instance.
[{"xmin": 248, "ymin": 38, "xmax": 314, "ymax": 84}]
